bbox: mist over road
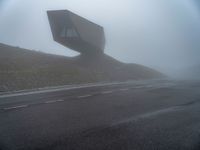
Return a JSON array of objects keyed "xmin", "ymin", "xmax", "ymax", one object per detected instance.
[{"xmin": 0, "ymin": 79, "xmax": 200, "ymax": 150}]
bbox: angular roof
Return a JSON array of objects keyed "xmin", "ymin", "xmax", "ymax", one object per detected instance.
[{"xmin": 47, "ymin": 10, "xmax": 105, "ymax": 54}]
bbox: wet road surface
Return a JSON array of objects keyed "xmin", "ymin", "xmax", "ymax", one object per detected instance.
[{"xmin": 0, "ymin": 79, "xmax": 200, "ymax": 150}]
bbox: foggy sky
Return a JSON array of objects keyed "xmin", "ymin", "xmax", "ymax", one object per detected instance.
[{"xmin": 0, "ymin": 0, "xmax": 200, "ymax": 76}]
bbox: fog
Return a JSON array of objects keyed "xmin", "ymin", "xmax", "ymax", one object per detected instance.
[{"xmin": 0, "ymin": 0, "xmax": 200, "ymax": 76}]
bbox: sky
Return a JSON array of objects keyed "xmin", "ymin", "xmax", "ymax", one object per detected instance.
[{"xmin": 0, "ymin": 0, "xmax": 200, "ymax": 76}]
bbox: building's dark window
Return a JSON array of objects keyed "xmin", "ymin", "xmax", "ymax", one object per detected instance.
[{"xmin": 60, "ymin": 26, "xmax": 78, "ymax": 38}]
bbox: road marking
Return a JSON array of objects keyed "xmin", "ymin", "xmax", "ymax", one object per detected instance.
[
  {"xmin": 134, "ymin": 86, "xmax": 145, "ymax": 89},
  {"xmin": 3, "ymin": 105, "xmax": 29, "ymax": 110},
  {"xmin": 101, "ymin": 91, "xmax": 113, "ymax": 94},
  {"xmin": 44, "ymin": 99, "xmax": 64, "ymax": 104},
  {"xmin": 144, "ymin": 85, "xmax": 154, "ymax": 88},
  {"xmin": 0, "ymin": 81, "xmax": 136, "ymax": 98},
  {"xmin": 119, "ymin": 88, "xmax": 129, "ymax": 91},
  {"xmin": 113, "ymin": 106, "xmax": 181, "ymax": 126},
  {"xmin": 77, "ymin": 95, "xmax": 92, "ymax": 98}
]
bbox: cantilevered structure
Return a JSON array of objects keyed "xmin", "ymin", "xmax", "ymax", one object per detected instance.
[{"xmin": 47, "ymin": 10, "xmax": 105, "ymax": 55}]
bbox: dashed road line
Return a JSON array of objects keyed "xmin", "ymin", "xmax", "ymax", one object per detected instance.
[
  {"xmin": 101, "ymin": 91, "xmax": 113, "ymax": 94},
  {"xmin": 77, "ymin": 95, "xmax": 92, "ymax": 98},
  {"xmin": 134, "ymin": 86, "xmax": 145, "ymax": 89},
  {"xmin": 3, "ymin": 105, "xmax": 29, "ymax": 111},
  {"xmin": 44, "ymin": 99, "xmax": 64, "ymax": 104}
]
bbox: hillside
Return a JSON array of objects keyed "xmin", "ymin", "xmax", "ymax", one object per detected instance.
[{"xmin": 0, "ymin": 43, "xmax": 163, "ymax": 92}]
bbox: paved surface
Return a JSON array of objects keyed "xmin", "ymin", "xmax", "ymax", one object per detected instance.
[{"xmin": 0, "ymin": 79, "xmax": 200, "ymax": 150}]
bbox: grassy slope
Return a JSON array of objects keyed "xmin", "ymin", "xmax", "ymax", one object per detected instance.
[{"xmin": 0, "ymin": 43, "xmax": 163, "ymax": 92}]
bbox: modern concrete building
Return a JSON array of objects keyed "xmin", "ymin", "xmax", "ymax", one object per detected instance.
[{"xmin": 47, "ymin": 10, "xmax": 105, "ymax": 55}]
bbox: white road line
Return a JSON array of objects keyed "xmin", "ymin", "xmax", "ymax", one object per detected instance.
[
  {"xmin": 119, "ymin": 88, "xmax": 129, "ymax": 91},
  {"xmin": 44, "ymin": 99, "xmax": 64, "ymax": 104},
  {"xmin": 77, "ymin": 95, "xmax": 92, "ymax": 98},
  {"xmin": 101, "ymin": 91, "xmax": 113, "ymax": 94},
  {"xmin": 3, "ymin": 105, "xmax": 29, "ymax": 110},
  {"xmin": 0, "ymin": 81, "xmax": 136, "ymax": 98},
  {"xmin": 112, "ymin": 106, "xmax": 181, "ymax": 126}
]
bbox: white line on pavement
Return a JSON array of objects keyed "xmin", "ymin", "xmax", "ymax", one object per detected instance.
[
  {"xmin": 0, "ymin": 81, "xmax": 133, "ymax": 98},
  {"xmin": 112, "ymin": 106, "xmax": 181, "ymax": 126},
  {"xmin": 44, "ymin": 99, "xmax": 64, "ymax": 104},
  {"xmin": 77, "ymin": 95, "xmax": 92, "ymax": 98},
  {"xmin": 3, "ymin": 105, "xmax": 29, "ymax": 110}
]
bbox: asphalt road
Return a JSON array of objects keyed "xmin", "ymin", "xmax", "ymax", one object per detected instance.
[{"xmin": 0, "ymin": 79, "xmax": 200, "ymax": 150}]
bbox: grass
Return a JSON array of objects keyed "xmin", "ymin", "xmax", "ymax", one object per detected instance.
[{"xmin": 0, "ymin": 43, "xmax": 163, "ymax": 92}]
